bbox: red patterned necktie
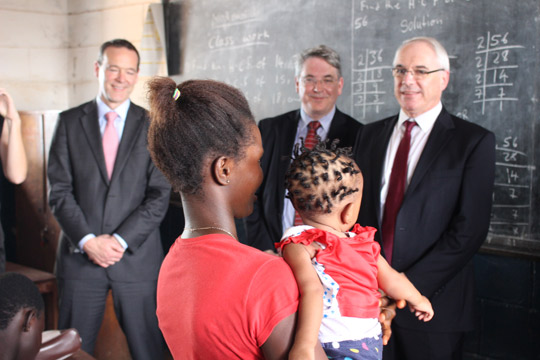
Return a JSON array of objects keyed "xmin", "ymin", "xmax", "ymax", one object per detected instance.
[
  {"xmin": 294, "ymin": 120, "xmax": 321, "ymax": 226},
  {"xmin": 103, "ymin": 111, "xmax": 119, "ymax": 179},
  {"xmin": 381, "ymin": 120, "xmax": 416, "ymax": 265}
]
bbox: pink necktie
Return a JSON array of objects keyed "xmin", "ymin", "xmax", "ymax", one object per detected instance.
[
  {"xmin": 294, "ymin": 120, "xmax": 321, "ymax": 226},
  {"xmin": 103, "ymin": 111, "xmax": 119, "ymax": 179},
  {"xmin": 381, "ymin": 120, "xmax": 416, "ymax": 265}
]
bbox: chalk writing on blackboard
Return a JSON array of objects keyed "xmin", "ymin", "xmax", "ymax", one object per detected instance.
[
  {"xmin": 474, "ymin": 32, "xmax": 524, "ymax": 115},
  {"xmin": 177, "ymin": 0, "xmax": 540, "ymax": 256},
  {"xmin": 352, "ymin": 48, "xmax": 391, "ymax": 119},
  {"xmin": 490, "ymin": 135, "xmax": 536, "ymax": 238}
]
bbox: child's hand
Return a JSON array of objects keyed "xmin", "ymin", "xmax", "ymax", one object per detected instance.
[
  {"xmin": 288, "ymin": 343, "xmax": 315, "ymax": 360},
  {"xmin": 408, "ymin": 295, "xmax": 434, "ymax": 322}
]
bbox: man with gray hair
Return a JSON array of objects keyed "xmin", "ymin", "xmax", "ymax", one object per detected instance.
[
  {"xmin": 245, "ymin": 44, "xmax": 362, "ymax": 252},
  {"xmin": 354, "ymin": 37, "xmax": 495, "ymax": 359}
]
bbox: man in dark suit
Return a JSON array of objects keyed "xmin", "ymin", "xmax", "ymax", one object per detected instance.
[
  {"xmin": 355, "ymin": 37, "xmax": 495, "ymax": 360},
  {"xmin": 47, "ymin": 39, "xmax": 171, "ymax": 359},
  {"xmin": 245, "ymin": 45, "xmax": 362, "ymax": 252}
]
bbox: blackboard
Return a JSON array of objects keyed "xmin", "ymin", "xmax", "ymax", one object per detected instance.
[{"xmin": 169, "ymin": 0, "xmax": 540, "ymax": 258}]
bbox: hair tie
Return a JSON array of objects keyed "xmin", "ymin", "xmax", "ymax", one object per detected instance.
[{"xmin": 173, "ymin": 88, "xmax": 181, "ymax": 101}]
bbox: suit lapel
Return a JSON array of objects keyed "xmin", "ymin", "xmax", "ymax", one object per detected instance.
[
  {"xmin": 372, "ymin": 116, "xmax": 398, "ymax": 225},
  {"xmin": 406, "ymin": 107, "xmax": 455, "ymax": 196},
  {"xmin": 277, "ymin": 110, "xmax": 300, "ymax": 215},
  {"xmin": 327, "ymin": 108, "xmax": 344, "ymax": 140},
  {"xmin": 111, "ymin": 104, "xmax": 144, "ymax": 182},
  {"xmin": 79, "ymin": 101, "xmax": 110, "ymax": 183}
]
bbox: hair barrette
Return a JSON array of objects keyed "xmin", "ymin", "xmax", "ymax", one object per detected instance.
[{"xmin": 173, "ymin": 88, "xmax": 181, "ymax": 101}]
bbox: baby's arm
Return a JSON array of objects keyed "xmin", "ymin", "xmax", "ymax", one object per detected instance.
[
  {"xmin": 282, "ymin": 242, "xmax": 324, "ymax": 360},
  {"xmin": 377, "ymin": 255, "xmax": 434, "ymax": 322}
]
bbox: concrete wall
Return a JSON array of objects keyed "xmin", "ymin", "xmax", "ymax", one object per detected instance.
[
  {"xmin": 0, "ymin": 0, "xmax": 160, "ymax": 112},
  {"xmin": 0, "ymin": 0, "xmax": 69, "ymax": 111}
]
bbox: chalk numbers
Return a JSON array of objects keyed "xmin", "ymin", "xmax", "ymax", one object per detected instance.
[
  {"xmin": 491, "ymin": 136, "xmax": 535, "ymax": 238},
  {"xmin": 474, "ymin": 32, "xmax": 524, "ymax": 114},
  {"xmin": 352, "ymin": 48, "xmax": 390, "ymax": 119}
]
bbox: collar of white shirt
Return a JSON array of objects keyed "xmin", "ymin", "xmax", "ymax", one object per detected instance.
[
  {"xmin": 96, "ymin": 96, "xmax": 131, "ymax": 124},
  {"xmin": 299, "ymin": 106, "xmax": 336, "ymax": 135},
  {"xmin": 397, "ymin": 102, "xmax": 442, "ymax": 133}
]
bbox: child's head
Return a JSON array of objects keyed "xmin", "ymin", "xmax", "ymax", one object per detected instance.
[
  {"xmin": 0, "ymin": 272, "xmax": 45, "ymax": 360},
  {"xmin": 285, "ymin": 139, "xmax": 363, "ymax": 227}
]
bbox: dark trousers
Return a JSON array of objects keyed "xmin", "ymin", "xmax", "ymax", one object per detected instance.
[
  {"xmin": 383, "ymin": 324, "xmax": 465, "ymax": 360},
  {"xmin": 59, "ymin": 277, "xmax": 163, "ymax": 360}
]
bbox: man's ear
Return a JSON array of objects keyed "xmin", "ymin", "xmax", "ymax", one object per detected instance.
[
  {"xmin": 94, "ymin": 61, "xmax": 101, "ymax": 78},
  {"xmin": 211, "ymin": 156, "xmax": 232, "ymax": 185},
  {"xmin": 22, "ymin": 309, "xmax": 38, "ymax": 332}
]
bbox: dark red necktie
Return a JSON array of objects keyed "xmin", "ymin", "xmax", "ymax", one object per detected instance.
[
  {"xmin": 381, "ymin": 120, "xmax": 416, "ymax": 264},
  {"xmin": 294, "ymin": 120, "xmax": 321, "ymax": 226}
]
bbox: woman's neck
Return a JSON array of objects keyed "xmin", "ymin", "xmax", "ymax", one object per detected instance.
[{"xmin": 181, "ymin": 192, "xmax": 238, "ymax": 240}]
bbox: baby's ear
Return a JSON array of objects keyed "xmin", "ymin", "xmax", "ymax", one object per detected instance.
[{"xmin": 340, "ymin": 202, "xmax": 355, "ymax": 225}]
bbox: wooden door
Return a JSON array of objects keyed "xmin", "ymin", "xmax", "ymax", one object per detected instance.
[{"xmin": 15, "ymin": 111, "xmax": 60, "ymax": 273}]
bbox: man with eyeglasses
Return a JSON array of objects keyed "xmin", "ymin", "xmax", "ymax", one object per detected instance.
[
  {"xmin": 47, "ymin": 39, "xmax": 171, "ymax": 358},
  {"xmin": 245, "ymin": 45, "xmax": 362, "ymax": 253},
  {"xmin": 354, "ymin": 37, "xmax": 495, "ymax": 360}
]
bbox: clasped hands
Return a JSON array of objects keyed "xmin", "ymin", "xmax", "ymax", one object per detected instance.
[{"xmin": 83, "ymin": 234, "xmax": 125, "ymax": 268}]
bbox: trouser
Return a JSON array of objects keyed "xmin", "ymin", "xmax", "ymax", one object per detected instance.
[
  {"xmin": 383, "ymin": 324, "xmax": 465, "ymax": 360},
  {"xmin": 322, "ymin": 336, "xmax": 383, "ymax": 360},
  {"xmin": 58, "ymin": 277, "xmax": 163, "ymax": 360}
]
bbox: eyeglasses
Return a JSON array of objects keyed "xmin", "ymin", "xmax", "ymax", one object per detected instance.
[
  {"xmin": 301, "ymin": 77, "xmax": 338, "ymax": 89},
  {"xmin": 392, "ymin": 67, "xmax": 445, "ymax": 80}
]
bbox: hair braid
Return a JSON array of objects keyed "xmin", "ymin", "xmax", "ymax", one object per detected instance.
[{"xmin": 285, "ymin": 138, "xmax": 361, "ymax": 216}]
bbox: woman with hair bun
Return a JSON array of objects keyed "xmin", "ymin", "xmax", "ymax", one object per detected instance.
[{"xmin": 148, "ymin": 77, "xmax": 327, "ymax": 359}]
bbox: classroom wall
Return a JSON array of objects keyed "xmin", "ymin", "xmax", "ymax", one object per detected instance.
[
  {"xmin": 0, "ymin": 0, "xmax": 69, "ymax": 111},
  {"xmin": 0, "ymin": 0, "xmax": 159, "ymax": 112}
]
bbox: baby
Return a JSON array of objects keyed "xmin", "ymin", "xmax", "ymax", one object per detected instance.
[{"xmin": 276, "ymin": 140, "xmax": 433, "ymax": 360}]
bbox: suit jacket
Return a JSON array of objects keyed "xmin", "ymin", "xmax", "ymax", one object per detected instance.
[
  {"xmin": 245, "ymin": 108, "xmax": 362, "ymax": 251},
  {"xmin": 48, "ymin": 100, "xmax": 171, "ymax": 282},
  {"xmin": 355, "ymin": 107, "xmax": 495, "ymax": 332}
]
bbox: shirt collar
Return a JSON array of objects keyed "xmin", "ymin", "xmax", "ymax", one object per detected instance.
[
  {"xmin": 397, "ymin": 102, "xmax": 442, "ymax": 132},
  {"xmin": 299, "ymin": 106, "xmax": 336, "ymax": 133},
  {"xmin": 96, "ymin": 96, "xmax": 131, "ymax": 121}
]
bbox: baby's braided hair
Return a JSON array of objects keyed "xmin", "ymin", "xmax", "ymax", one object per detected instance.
[{"xmin": 285, "ymin": 138, "xmax": 361, "ymax": 216}]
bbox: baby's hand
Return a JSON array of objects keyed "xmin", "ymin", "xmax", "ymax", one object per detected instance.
[
  {"xmin": 409, "ymin": 295, "xmax": 434, "ymax": 322},
  {"xmin": 288, "ymin": 343, "xmax": 315, "ymax": 360}
]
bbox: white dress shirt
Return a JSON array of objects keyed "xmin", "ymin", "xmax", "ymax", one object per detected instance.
[
  {"xmin": 379, "ymin": 102, "xmax": 442, "ymax": 221},
  {"xmin": 78, "ymin": 97, "xmax": 132, "ymax": 251},
  {"xmin": 281, "ymin": 106, "xmax": 336, "ymax": 232}
]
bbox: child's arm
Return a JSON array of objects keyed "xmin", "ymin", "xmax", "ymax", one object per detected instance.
[
  {"xmin": 377, "ymin": 255, "xmax": 434, "ymax": 322},
  {"xmin": 282, "ymin": 242, "xmax": 324, "ymax": 360}
]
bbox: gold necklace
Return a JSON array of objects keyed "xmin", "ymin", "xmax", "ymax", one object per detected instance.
[{"xmin": 184, "ymin": 226, "xmax": 236, "ymax": 240}]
